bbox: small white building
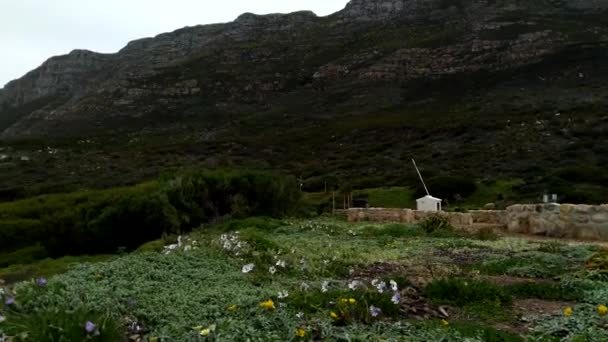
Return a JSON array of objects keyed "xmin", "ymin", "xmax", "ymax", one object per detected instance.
[{"xmin": 416, "ymin": 195, "xmax": 442, "ymax": 212}]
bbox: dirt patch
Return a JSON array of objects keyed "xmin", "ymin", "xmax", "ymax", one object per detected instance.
[
  {"xmin": 482, "ymin": 275, "xmax": 550, "ymax": 285},
  {"xmin": 434, "ymin": 246, "xmax": 517, "ymax": 266},
  {"xmin": 513, "ymin": 298, "xmax": 573, "ymax": 316},
  {"xmin": 352, "ymin": 262, "xmax": 406, "ymax": 279}
]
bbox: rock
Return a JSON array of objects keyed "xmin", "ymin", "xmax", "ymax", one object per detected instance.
[{"xmin": 0, "ymin": 0, "xmax": 607, "ymax": 143}]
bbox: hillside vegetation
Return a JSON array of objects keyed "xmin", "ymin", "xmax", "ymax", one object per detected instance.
[
  {"xmin": 1, "ymin": 1, "xmax": 608, "ymax": 203},
  {"xmin": 0, "ymin": 170, "xmax": 300, "ymax": 270}
]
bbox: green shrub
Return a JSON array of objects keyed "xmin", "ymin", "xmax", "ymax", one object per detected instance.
[
  {"xmin": 473, "ymin": 227, "xmax": 499, "ymax": 241},
  {"xmin": 475, "ymin": 252, "xmax": 576, "ymax": 278},
  {"xmin": 448, "ymin": 321, "xmax": 525, "ymax": 342},
  {"xmin": 537, "ymin": 241, "xmax": 565, "ymax": 254},
  {"xmin": 0, "ymin": 244, "xmax": 48, "ymax": 268},
  {"xmin": 504, "ymin": 282, "xmax": 583, "ymax": 301},
  {"xmin": 0, "ymin": 255, "xmax": 113, "ymax": 284},
  {"xmin": 0, "ymin": 170, "xmax": 301, "ymax": 261},
  {"xmin": 420, "ymin": 215, "xmax": 453, "ymax": 234},
  {"xmin": 424, "ymin": 278, "xmax": 512, "ymax": 306},
  {"xmin": 585, "ymin": 249, "xmax": 608, "ymax": 271},
  {"xmin": 0, "ymin": 219, "xmax": 45, "ymax": 252},
  {"xmin": 1, "ymin": 307, "xmax": 123, "ymax": 341},
  {"xmin": 217, "ymin": 217, "xmax": 285, "ymax": 232},
  {"xmin": 135, "ymin": 239, "xmax": 166, "ymax": 253},
  {"xmin": 361, "ymin": 224, "xmax": 424, "ymax": 238},
  {"xmin": 288, "ymin": 289, "xmax": 401, "ymax": 325}
]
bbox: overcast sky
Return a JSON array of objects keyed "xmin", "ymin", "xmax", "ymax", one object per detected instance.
[{"xmin": 0, "ymin": 0, "xmax": 349, "ymax": 87}]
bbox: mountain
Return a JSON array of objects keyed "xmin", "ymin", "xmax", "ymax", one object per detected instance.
[{"xmin": 1, "ymin": 0, "xmax": 608, "ymax": 203}]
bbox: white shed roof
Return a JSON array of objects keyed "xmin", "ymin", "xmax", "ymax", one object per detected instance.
[{"xmin": 416, "ymin": 195, "xmax": 442, "ymax": 202}]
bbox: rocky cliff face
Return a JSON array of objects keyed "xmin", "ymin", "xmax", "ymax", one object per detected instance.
[
  {"xmin": 2, "ymin": 0, "xmax": 608, "ymax": 138},
  {"xmin": 2, "ymin": 0, "xmax": 608, "ymax": 200}
]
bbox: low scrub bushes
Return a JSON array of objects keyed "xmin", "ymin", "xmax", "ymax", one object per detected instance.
[
  {"xmin": 424, "ymin": 278, "xmax": 512, "ymax": 306},
  {"xmin": 504, "ymin": 282, "xmax": 583, "ymax": 301},
  {"xmin": 0, "ymin": 170, "xmax": 300, "ymax": 259}
]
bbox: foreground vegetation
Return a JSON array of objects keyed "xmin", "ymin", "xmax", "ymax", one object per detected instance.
[{"xmin": 2, "ymin": 216, "xmax": 608, "ymax": 341}]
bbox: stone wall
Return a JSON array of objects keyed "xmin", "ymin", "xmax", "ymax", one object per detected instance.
[
  {"xmin": 468, "ymin": 210, "xmax": 507, "ymax": 225},
  {"xmin": 336, "ymin": 204, "xmax": 608, "ymax": 241},
  {"xmin": 337, "ymin": 208, "xmax": 473, "ymax": 227},
  {"xmin": 505, "ymin": 204, "xmax": 608, "ymax": 240}
]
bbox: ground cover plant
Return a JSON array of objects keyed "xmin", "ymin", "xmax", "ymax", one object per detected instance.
[{"xmin": 1, "ymin": 217, "xmax": 608, "ymax": 341}]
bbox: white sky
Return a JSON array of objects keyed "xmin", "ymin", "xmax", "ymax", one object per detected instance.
[{"xmin": 0, "ymin": 0, "xmax": 349, "ymax": 87}]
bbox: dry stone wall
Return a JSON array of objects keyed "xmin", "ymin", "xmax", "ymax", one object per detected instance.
[
  {"xmin": 338, "ymin": 208, "xmax": 473, "ymax": 227},
  {"xmin": 505, "ymin": 204, "xmax": 608, "ymax": 240},
  {"xmin": 337, "ymin": 205, "xmax": 608, "ymax": 241}
]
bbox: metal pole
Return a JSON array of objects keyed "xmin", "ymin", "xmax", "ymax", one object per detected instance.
[{"xmin": 412, "ymin": 159, "xmax": 430, "ymax": 196}]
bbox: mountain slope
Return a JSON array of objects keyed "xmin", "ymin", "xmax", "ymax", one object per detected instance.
[{"xmin": 1, "ymin": 0, "xmax": 608, "ymax": 203}]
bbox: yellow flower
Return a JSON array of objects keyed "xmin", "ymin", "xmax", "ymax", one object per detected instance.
[
  {"xmin": 200, "ymin": 329, "xmax": 211, "ymax": 336},
  {"xmin": 348, "ymin": 298, "xmax": 356, "ymax": 304},
  {"xmin": 598, "ymin": 305, "xmax": 608, "ymax": 316},
  {"xmin": 228, "ymin": 304, "xmax": 237, "ymax": 312},
  {"xmin": 330, "ymin": 311, "xmax": 339, "ymax": 319},
  {"xmin": 295, "ymin": 328, "xmax": 306, "ymax": 338},
  {"xmin": 441, "ymin": 319, "xmax": 449, "ymax": 326},
  {"xmin": 340, "ymin": 298, "xmax": 348, "ymax": 304},
  {"xmin": 260, "ymin": 299, "xmax": 275, "ymax": 310},
  {"xmin": 564, "ymin": 307, "xmax": 573, "ymax": 317}
]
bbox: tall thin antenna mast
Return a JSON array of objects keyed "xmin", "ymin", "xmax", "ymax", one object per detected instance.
[{"xmin": 412, "ymin": 159, "xmax": 430, "ymax": 196}]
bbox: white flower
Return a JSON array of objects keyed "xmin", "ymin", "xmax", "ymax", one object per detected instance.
[
  {"xmin": 321, "ymin": 280, "xmax": 329, "ymax": 293},
  {"xmin": 242, "ymin": 263, "xmax": 255, "ymax": 273},
  {"xmin": 391, "ymin": 293, "xmax": 401, "ymax": 305},
  {"xmin": 300, "ymin": 282, "xmax": 310, "ymax": 291},
  {"xmin": 269, "ymin": 266, "xmax": 277, "ymax": 275},
  {"xmin": 348, "ymin": 280, "xmax": 362, "ymax": 290},
  {"xmin": 0, "ymin": 314, "xmax": 5, "ymax": 323},
  {"xmin": 370, "ymin": 305, "xmax": 382, "ymax": 317},
  {"xmin": 279, "ymin": 302, "xmax": 287, "ymax": 308},
  {"xmin": 276, "ymin": 260, "xmax": 286, "ymax": 268},
  {"xmin": 390, "ymin": 280, "xmax": 398, "ymax": 292},
  {"xmin": 278, "ymin": 290, "xmax": 289, "ymax": 299},
  {"xmin": 348, "ymin": 267, "xmax": 355, "ymax": 275},
  {"xmin": 371, "ymin": 279, "xmax": 379, "ymax": 286},
  {"xmin": 375, "ymin": 281, "xmax": 387, "ymax": 293},
  {"xmin": 296, "ymin": 312, "xmax": 304, "ymax": 319},
  {"xmin": 184, "ymin": 245, "xmax": 192, "ymax": 251}
]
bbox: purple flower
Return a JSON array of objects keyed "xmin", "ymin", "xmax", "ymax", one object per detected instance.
[
  {"xmin": 37, "ymin": 277, "xmax": 48, "ymax": 287},
  {"xmin": 369, "ymin": 305, "xmax": 382, "ymax": 317},
  {"xmin": 391, "ymin": 293, "xmax": 401, "ymax": 305},
  {"xmin": 84, "ymin": 321, "xmax": 97, "ymax": 333},
  {"xmin": 4, "ymin": 296, "xmax": 14, "ymax": 306}
]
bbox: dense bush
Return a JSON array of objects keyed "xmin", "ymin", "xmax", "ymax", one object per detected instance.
[
  {"xmin": 424, "ymin": 278, "xmax": 512, "ymax": 306},
  {"xmin": 0, "ymin": 170, "xmax": 301, "ymax": 259},
  {"xmin": 0, "ymin": 219, "xmax": 45, "ymax": 253},
  {"xmin": 420, "ymin": 215, "xmax": 453, "ymax": 234}
]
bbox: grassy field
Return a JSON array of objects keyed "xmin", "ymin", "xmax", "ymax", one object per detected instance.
[{"xmin": 1, "ymin": 217, "xmax": 608, "ymax": 341}]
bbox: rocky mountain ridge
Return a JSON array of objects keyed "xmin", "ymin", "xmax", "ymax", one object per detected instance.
[{"xmin": 1, "ymin": 0, "xmax": 608, "ymax": 202}]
